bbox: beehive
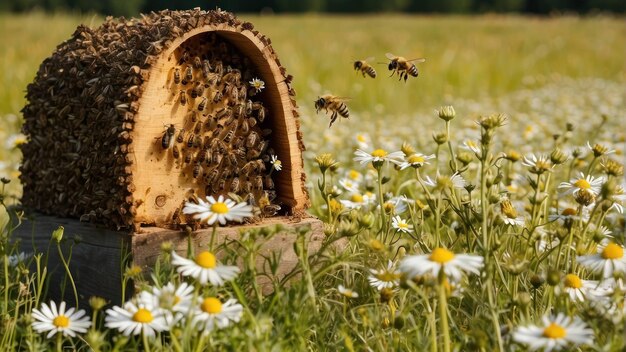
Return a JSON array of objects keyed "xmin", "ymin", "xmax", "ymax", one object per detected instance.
[{"xmin": 20, "ymin": 8, "xmax": 308, "ymax": 230}]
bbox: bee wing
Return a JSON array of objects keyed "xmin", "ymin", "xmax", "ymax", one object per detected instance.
[
  {"xmin": 385, "ymin": 53, "xmax": 397, "ymax": 60},
  {"xmin": 333, "ymin": 97, "xmax": 352, "ymax": 102},
  {"xmin": 364, "ymin": 56, "xmax": 375, "ymax": 62},
  {"xmin": 407, "ymin": 58, "xmax": 426, "ymax": 63}
]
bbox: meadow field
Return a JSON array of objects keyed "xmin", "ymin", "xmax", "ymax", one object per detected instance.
[{"xmin": 0, "ymin": 11, "xmax": 625, "ymax": 351}]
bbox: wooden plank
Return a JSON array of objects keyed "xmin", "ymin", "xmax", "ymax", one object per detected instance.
[{"xmin": 11, "ymin": 212, "xmax": 327, "ymax": 305}]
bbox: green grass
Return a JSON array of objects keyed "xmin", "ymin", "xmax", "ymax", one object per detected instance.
[{"xmin": 1, "ymin": 11, "xmax": 625, "ymax": 352}]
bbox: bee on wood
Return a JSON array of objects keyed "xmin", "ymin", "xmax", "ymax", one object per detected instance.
[
  {"xmin": 239, "ymin": 118, "xmax": 250, "ymax": 135},
  {"xmin": 171, "ymin": 207, "xmax": 180, "ymax": 223},
  {"xmin": 193, "ymin": 56, "xmax": 202, "ymax": 69},
  {"xmin": 217, "ymin": 179, "xmax": 227, "ymax": 192},
  {"xmin": 191, "ymin": 82, "xmax": 204, "ymax": 98},
  {"xmin": 385, "ymin": 53, "xmax": 425, "ymax": 82},
  {"xmin": 257, "ymin": 106, "xmax": 266, "ymax": 123},
  {"xmin": 247, "ymin": 117, "xmax": 257, "ymax": 128},
  {"xmin": 353, "ymin": 57, "xmax": 377, "ymax": 78},
  {"xmin": 314, "ymin": 95, "xmax": 350, "ymax": 128},
  {"xmin": 230, "ymin": 177, "xmax": 240, "ymax": 193},
  {"xmin": 182, "ymin": 66, "xmax": 193, "ymax": 85},
  {"xmin": 212, "ymin": 124, "xmax": 224, "ymax": 140},
  {"xmin": 193, "ymin": 162, "xmax": 202, "ymax": 178},
  {"xmin": 215, "ymin": 107, "xmax": 231, "ymax": 120},
  {"xmin": 184, "ymin": 150, "xmax": 193, "ymax": 164},
  {"xmin": 178, "ymin": 50, "xmax": 189, "ymax": 65},
  {"xmin": 222, "ymin": 70, "xmax": 241, "ymax": 86},
  {"xmin": 202, "ymin": 59, "xmax": 212, "ymax": 79},
  {"xmin": 179, "ymin": 90, "xmax": 187, "ymax": 106},
  {"xmin": 161, "ymin": 124, "xmax": 176, "ymax": 149},
  {"xmin": 206, "ymin": 168, "xmax": 219, "ymax": 184},
  {"xmin": 197, "ymin": 97, "xmax": 208, "ymax": 111},
  {"xmin": 189, "ymin": 111, "xmax": 198, "ymax": 123},
  {"xmin": 197, "ymin": 149, "xmax": 209, "ymax": 163},
  {"xmin": 253, "ymin": 175, "xmax": 264, "ymax": 191},
  {"xmin": 193, "ymin": 135, "xmax": 202, "ymax": 148},
  {"xmin": 211, "ymin": 150, "xmax": 223, "ymax": 165},
  {"xmin": 187, "ymin": 133, "xmax": 195, "ymax": 148},
  {"xmin": 246, "ymin": 131, "xmax": 259, "ymax": 148},
  {"xmin": 259, "ymin": 192, "xmax": 281, "ymax": 217},
  {"xmin": 223, "ymin": 128, "xmax": 236, "ymax": 143},
  {"xmin": 193, "ymin": 122, "xmax": 202, "ymax": 135},
  {"xmin": 213, "ymin": 91, "xmax": 223, "ymax": 104},
  {"xmin": 172, "ymin": 145, "xmax": 180, "ymax": 159},
  {"xmin": 173, "ymin": 67, "xmax": 181, "ymax": 84}
]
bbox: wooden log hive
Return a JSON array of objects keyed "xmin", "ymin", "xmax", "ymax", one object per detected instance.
[{"xmin": 20, "ymin": 8, "xmax": 307, "ymax": 230}]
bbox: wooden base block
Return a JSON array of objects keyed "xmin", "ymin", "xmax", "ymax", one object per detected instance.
[{"xmin": 11, "ymin": 212, "xmax": 325, "ymax": 307}]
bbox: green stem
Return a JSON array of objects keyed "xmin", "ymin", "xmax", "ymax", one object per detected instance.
[
  {"xmin": 142, "ymin": 330, "xmax": 152, "ymax": 352},
  {"xmin": 377, "ymin": 167, "xmax": 387, "ymax": 237},
  {"xmin": 209, "ymin": 224, "xmax": 217, "ymax": 252},
  {"xmin": 445, "ymin": 121, "xmax": 458, "ymax": 172},
  {"xmin": 56, "ymin": 333, "xmax": 62, "ymax": 352},
  {"xmin": 57, "ymin": 241, "xmax": 78, "ymax": 308},
  {"xmin": 438, "ymin": 273, "xmax": 450, "ymax": 352}
]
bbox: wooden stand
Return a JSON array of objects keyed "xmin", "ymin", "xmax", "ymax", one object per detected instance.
[{"xmin": 11, "ymin": 212, "xmax": 325, "ymax": 307}]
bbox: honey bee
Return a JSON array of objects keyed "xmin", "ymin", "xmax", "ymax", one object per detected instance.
[
  {"xmin": 189, "ymin": 111, "xmax": 198, "ymax": 123},
  {"xmin": 202, "ymin": 59, "xmax": 212, "ymax": 78},
  {"xmin": 187, "ymin": 133, "xmax": 195, "ymax": 148},
  {"xmin": 385, "ymin": 53, "xmax": 425, "ymax": 82},
  {"xmin": 233, "ymin": 103, "xmax": 245, "ymax": 118},
  {"xmin": 233, "ymin": 145, "xmax": 246, "ymax": 160},
  {"xmin": 253, "ymin": 175, "xmax": 264, "ymax": 191},
  {"xmin": 226, "ymin": 151, "xmax": 239, "ymax": 167},
  {"xmin": 214, "ymin": 61, "xmax": 224, "ymax": 79},
  {"xmin": 193, "ymin": 56, "xmax": 202, "ymax": 69},
  {"xmin": 171, "ymin": 207, "xmax": 180, "ymax": 223},
  {"xmin": 211, "ymin": 150, "xmax": 223, "ymax": 165},
  {"xmin": 239, "ymin": 118, "xmax": 250, "ymax": 134},
  {"xmin": 223, "ymin": 128, "xmax": 235, "ymax": 143},
  {"xmin": 246, "ymin": 131, "xmax": 259, "ymax": 148},
  {"xmin": 182, "ymin": 66, "xmax": 193, "ymax": 85},
  {"xmin": 230, "ymin": 177, "xmax": 240, "ymax": 193},
  {"xmin": 215, "ymin": 107, "xmax": 231, "ymax": 120},
  {"xmin": 241, "ymin": 161, "xmax": 256, "ymax": 175},
  {"xmin": 172, "ymin": 145, "xmax": 180, "ymax": 159},
  {"xmin": 179, "ymin": 90, "xmax": 187, "ymax": 106},
  {"xmin": 353, "ymin": 57, "xmax": 377, "ymax": 78},
  {"xmin": 243, "ymin": 181, "xmax": 253, "ymax": 194},
  {"xmin": 197, "ymin": 149, "xmax": 209, "ymax": 163},
  {"xmin": 206, "ymin": 168, "xmax": 219, "ymax": 184},
  {"xmin": 213, "ymin": 91, "xmax": 223, "ymax": 104},
  {"xmin": 222, "ymin": 70, "xmax": 241, "ymax": 86},
  {"xmin": 191, "ymin": 82, "xmax": 204, "ymax": 98},
  {"xmin": 176, "ymin": 128, "xmax": 185, "ymax": 144},
  {"xmin": 257, "ymin": 106, "xmax": 266, "ymax": 123},
  {"xmin": 161, "ymin": 124, "xmax": 176, "ymax": 149},
  {"xmin": 193, "ymin": 162, "xmax": 202, "ymax": 178},
  {"xmin": 247, "ymin": 117, "xmax": 257, "ymax": 128},
  {"xmin": 173, "ymin": 67, "xmax": 181, "ymax": 84},
  {"xmin": 221, "ymin": 166, "xmax": 234, "ymax": 178},
  {"xmin": 197, "ymin": 97, "xmax": 207, "ymax": 111},
  {"xmin": 178, "ymin": 51, "xmax": 189, "ymax": 65},
  {"xmin": 259, "ymin": 192, "xmax": 281, "ymax": 217},
  {"xmin": 314, "ymin": 95, "xmax": 350, "ymax": 128},
  {"xmin": 264, "ymin": 175, "xmax": 275, "ymax": 189},
  {"xmin": 184, "ymin": 150, "xmax": 193, "ymax": 164},
  {"xmin": 193, "ymin": 122, "xmax": 202, "ymax": 134},
  {"xmin": 217, "ymin": 179, "xmax": 227, "ymax": 192},
  {"xmin": 239, "ymin": 86, "xmax": 247, "ymax": 101}
]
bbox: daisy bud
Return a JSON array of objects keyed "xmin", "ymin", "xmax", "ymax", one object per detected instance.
[
  {"xmin": 400, "ymin": 142, "xmax": 415, "ymax": 156},
  {"xmin": 432, "ymin": 131, "xmax": 448, "ymax": 145},
  {"xmin": 358, "ymin": 213, "xmax": 375, "ymax": 229},
  {"xmin": 160, "ymin": 241, "xmax": 173, "ymax": 254},
  {"xmin": 323, "ymin": 224, "xmax": 336, "ymax": 237},
  {"xmin": 367, "ymin": 238, "xmax": 385, "ymax": 251},
  {"xmin": 457, "ymin": 152, "xmax": 473, "ymax": 166},
  {"xmin": 589, "ymin": 143, "xmax": 611, "ymax": 157},
  {"xmin": 574, "ymin": 189, "xmax": 595, "ymax": 206},
  {"xmin": 393, "ymin": 316, "xmax": 405, "ymax": 330},
  {"xmin": 381, "ymin": 317, "xmax": 391, "ymax": 329},
  {"xmin": 124, "ymin": 265, "xmax": 143, "ymax": 278},
  {"xmin": 550, "ymin": 148, "xmax": 568, "ymax": 165},
  {"xmin": 546, "ymin": 269, "xmax": 560, "ymax": 286},
  {"xmin": 602, "ymin": 159, "xmax": 623, "ymax": 177},
  {"xmin": 380, "ymin": 288, "xmax": 394, "ymax": 303},
  {"xmin": 505, "ymin": 150, "xmax": 521, "ymax": 162},
  {"xmin": 89, "ymin": 296, "xmax": 107, "ymax": 312},
  {"xmin": 479, "ymin": 113, "xmax": 507, "ymax": 130},
  {"xmin": 436, "ymin": 105, "xmax": 456, "ymax": 121},
  {"xmin": 315, "ymin": 153, "xmax": 338, "ymax": 173},
  {"xmin": 85, "ymin": 330, "xmax": 106, "ymax": 352},
  {"xmin": 0, "ymin": 177, "xmax": 10, "ymax": 184},
  {"xmin": 338, "ymin": 221, "xmax": 359, "ymax": 238},
  {"xmin": 51, "ymin": 226, "xmax": 64, "ymax": 243},
  {"xmin": 530, "ymin": 274, "xmax": 545, "ymax": 289},
  {"xmin": 516, "ymin": 292, "xmax": 531, "ymax": 308}
]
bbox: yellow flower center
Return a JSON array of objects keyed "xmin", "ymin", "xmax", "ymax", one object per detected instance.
[
  {"xmin": 561, "ymin": 208, "xmax": 577, "ymax": 216},
  {"xmin": 351, "ymin": 194, "xmax": 364, "ymax": 203},
  {"xmin": 132, "ymin": 308, "xmax": 154, "ymax": 323},
  {"xmin": 564, "ymin": 274, "xmax": 582, "ymax": 289},
  {"xmin": 201, "ymin": 297, "xmax": 223, "ymax": 314},
  {"xmin": 52, "ymin": 315, "xmax": 69, "ymax": 328},
  {"xmin": 376, "ymin": 271, "xmax": 399, "ymax": 282},
  {"xmin": 535, "ymin": 160, "xmax": 551, "ymax": 170},
  {"xmin": 573, "ymin": 179, "xmax": 591, "ymax": 189},
  {"xmin": 500, "ymin": 200, "xmax": 518, "ymax": 219},
  {"xmin": 210, "ymin": 202, "xmax": 229, "ymax": 214},
  {"xmin": 601, "ymin": 243, "xmax": 624, "ymax": 260},
  {"xmin": 371, "ymin": 149, "xmax": 387, "ymax": 158},
  {"xmin": 408, "ymin": 154, "xmax": 425, "ymax": 164},
  {"xmin": 195, "ymin": 251, "xmax": 217, "ymax": 269},
  {"xmin": 398, "ymin": 222, "xmax": 409, "ymax": 229},
  {"xmin": 357, "ymin": 134, "xmax": 366, "ymax": 142},
  {"xmin": 348, "ymin": 170, "xmax": 361, "ymax": 180},
  {"xmin": 429, "ymin": 248, "xmax": 455, "ymax": 264},
  {"xmin": 542, "ymin": 323, "xmax": 567, "ymax": 339},
  {"xmin": 274, "ymin": 160, "xmax": 282, "ymax": 167},
  {"xmin": 173, "ymin": 295, "xmax": 181, "ymax": 305},
  {"xmin": 368, "ymin": 239, "xmax": 384, "ymax": 251}
]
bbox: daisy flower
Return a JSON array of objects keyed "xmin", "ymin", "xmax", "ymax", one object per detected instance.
[
  {"xmin": 192, "ymin": 297, "xmax": 243, "ymax": 333},
  {"xmin": 577, "ymin": 241, "xmax": 626, "ymax": 278},
  {"xmin": 399, "ymin": 248, "xmax": 483, "ymax": 282},
  {"xmin": 346, "ymin": 169, "xmax": 364, "ymax": 182},
  {"xmin": 338, "ymin": 284, "xmax": 359, "ymax": 298},
  {"xmin": 340, "ymin": 193, "xmax": 369, "ymax": 209},
  {"xmin": 355, "ymin": 133, "xmax": 371, "ymax": 149},
  {"xmin": 558, "ymin": 172, "xmax": 605, "ymax": 197},
  {"xmin": 499, "ymin": 198, "xmax": 525, "ymax": 226},
  {"xmin": 424, "ymin": 172, "xmax": 466, "ymax": 190},
  {"xmin": 368, "ymin": 260, "xmax": 401, "ymax": 290},
  {"xmin": 391, "ymin": 215, "xmax": 413, "ymax": 233},
  {"xmin": 522, "ymin": 153, "xmax": 553, "ymax": 174},
  {"xmin": 548, "ymin": 205, "xmax": 591, "ymax": 225},
  {"xmin": 462, "ymin": 139, "xmax": 481, "ymax": 154},
  {"xmin": 249, "ymin": 78, "xmax": 265, "ymax": 92},
  {"xmin": 171, "ymin": 251, "xmax": 240, "ymax": 286},
  {"xmin": 398, "ymin": 153, "xmax": 435, "ymax": 170},
  {"xmin": 587, "ymin": 141, "xmax": 615, "ymax": 157},
  {"xmin": 269, "ymin": 154, "xmax": 282, "ymax": 171},
  {"xmin": 338, "ymin": 178, "xmax": 360, "ymax": 193},
  {"xmin": 182, "ymin": 195, "xmax": 253, "ymax": 225},
  {"xmin": 139, "ymin": 282, "xmax": 194, "ymax": 326},
  {"xmin": 31, "ymin": 301, "xmax": 91, "ymax": 338},
  {"xmin": 587, "ymin": 278, "xmax": 625, "ymax": 322},
  {"xmin": 7, "ymin": 252, "xmax": 32, "ymax": 267},
  {"xmin": 4, "ymin": 133, "xmax": 27, "ymax": 149},
  {"xmin": 555, "ymin": 274, "xmax": 599, "ymax": 302},
  {"xmin": 105, "ymin": 300, "xmax": 167, "ymax": 337},
  {"xmin": 512, "ymin": 313, "xmax": 593, "ymax": 351},
  {"xmin": 354, "ymin": 148, "xmax": 404, "ymax": 167}
]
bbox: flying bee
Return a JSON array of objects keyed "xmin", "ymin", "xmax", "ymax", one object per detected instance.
[
  {"xmin": 246, "ymin": 131, "xmax": 259, "ymax": 148},
  {"xmin": 202, "ymin": 59, "xmax": 212, "ymax": 78},
  {"xmin": 230, "ymin": 177, "xmax": 240, "ymax": 193},
  {"xmin": 385, "ymin": 53, "xmax": 425, "ymax": 82},
  {"xmin": 353, "ymin": 57, "xmax": 377, "ymax": 78},
  {"xmin": 191, "ymin": 82, "xmax": 204, "ymax": 98},
  {"xmin": 182, "ymin": 66, "xmax": 193, "ymax": 85},
  {"xmin": 172, "ymin": 145, "xmax": 180, "ymax": 159},
  {"xmin": 161, "ymin": 124, "xmax": 176, "ymax": 149},
  {"xmin": 173, "ymin": 67, "xmax": 181, "ymax": 84},
  {"xmin": 192, "ymin": 162, "xmax": 202, "ymax": 178},
  {"xmin": 193, "ymin": 56, "xmax": 202, "ymax": 69},
  {"xmin": 179, "ymin": 90, "xmax": 187, "ymax": 106},
  {"xmin": 197, "ymin": 97, "xmax": 208, "ymax": 111},
  {"xmin": 314, "ymin": 95, "xmax": 350, "ymax": 128}
]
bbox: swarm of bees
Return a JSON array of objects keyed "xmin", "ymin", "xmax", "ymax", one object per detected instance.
[
  {"xmin": 159, "ymin": 33, "xmax": 280, "ymax": 223},
  {"xmin": 317, "ymin": 53, "xmax": 426, "ymax": 128}
]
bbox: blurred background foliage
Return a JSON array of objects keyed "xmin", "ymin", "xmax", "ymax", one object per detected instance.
[{"xmin": 0, "ymin": 0, "xmax": 624, "ymax": 16}]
